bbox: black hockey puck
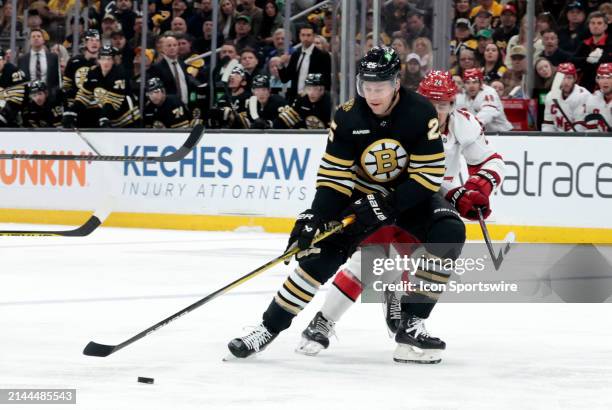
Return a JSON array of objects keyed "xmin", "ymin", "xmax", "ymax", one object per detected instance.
[{"xmin": 137, "ymin": 377, "xmax": 154, "ymax": 384}]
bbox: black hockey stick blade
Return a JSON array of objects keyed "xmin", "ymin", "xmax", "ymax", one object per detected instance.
[
  {"xmin": 477, "ymin": 209, "xmax": 514, "ymax": 270},
  {"xmin": 0, "ymin": 208, "xmax": 110, "ymax": 237},
  {"xmin": 83, "ymin": 215, "xmax": 355, "ymax": 357},
  {"xmin": 0, "ymin": 124, "xmax": 204, "ymax": 162},
  {"xmin": 584, "ymin": 113, "xmax": 611, "ymax": 132}
]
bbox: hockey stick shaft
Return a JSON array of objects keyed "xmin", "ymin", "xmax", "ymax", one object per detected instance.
[
  {"xmin": 0, "ymin": 124, "xmax": 204, "ymax": 162},
  {"xmin": 552, "ymin": 98, "xmax": 578, "ymax": 132},
  {"xmin": 0, "ymin": 208, "xmax": 111, "ymax": 237},
  {"xmin": 83, "ymin": 216, "xmax": 355, "ymax": 357},
  {"xmin": 584, "ymin": 113, "xmax": 611, "ymax": 132}
]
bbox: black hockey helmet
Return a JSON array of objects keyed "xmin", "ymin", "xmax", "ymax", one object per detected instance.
[
  {"xmin": 29, "ymin": 80, "xmax": 48, "ymax": 94},
  {"xmin": 305, "ymin": 73, "xmax": 324, "ymax": 87},
  {"xmin": 230, "ymin": 63, "xmax": 246, "ymax": 78},
  {"xmin": 357, "ymin": 46, "xmax": 401, "ymax": 82},
  {"xmin": 147, "ymin": 77, "xmax": 165, "ymax": 93},
  {"xmin": 251, "ymin": 74, "xmax": 270, "ymax": 89},
  {"xmin": 84, "ymin": 28, "xmax": 100, "ymax": 40},
  {"xmin": 98, "ymin": 45, "xmax": 116, "ymax": 58}
]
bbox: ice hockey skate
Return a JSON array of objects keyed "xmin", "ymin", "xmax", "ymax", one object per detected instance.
[
  {"xmin": 393, "ymin": 314, "xmax": 446, "ymax": 364},
  {"xmin": 295, "ymin": 312, "xmax": 336, "ymax": 356},
  {"xmin": 226, "ymin": 324, "xmax": 278, "ymax": 360}
]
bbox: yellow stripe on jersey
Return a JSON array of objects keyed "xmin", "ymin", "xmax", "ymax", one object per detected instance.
[
  {"xmin": 316, "ymin": 181, "xmax": 353, "ymax": 197},
  {"xmin": 317, "ymin": 167, "xmax": 356, "ymax": 179},
  {"xmin": 410, "ymin": 174, "xmax": 440, "ymax": 192},
  {"xmin": 322, "ymin": 153, "xmax": 354, "ymax": 167},
  {"xmin": 410, "ymin": 152, "xmax": 445, "ymax": 162},
  {"xmin": 408, "ymin": 167, "xmax": 445, "ymax": 175}
]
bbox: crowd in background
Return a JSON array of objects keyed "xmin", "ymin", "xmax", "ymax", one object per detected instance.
[{"xmin": 0, "ymin": 0, "xmax": 609, "ymax": 131}]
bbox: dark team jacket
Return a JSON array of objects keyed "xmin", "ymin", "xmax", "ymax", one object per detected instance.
[
  {"xmin": 311, "ymin": 87, "xmax": 444, "ymax": 222},
  {"xmin": 246, "ymin": 94, "xmax": 287, "ymax": 126},
  {"xmin": 0, "ymin": 63, "xmax": 27, "ymax": 125},
  {"xmin": 275, "ymin": 93, "xmax": 332, "ymax": 129},
  {"xmin": 144, "ymin": 95, "xmax": 192, "ymax": 128},
  {"xmin": 73, "ymin": 65, "xmax": 141, "ymax": 127},
  {"xmin": 22, "ymin": 100, "xmax": 62, "ymax": 128},
  {"xmin": 62, "ymin": 54, "xmax": 97, "ymax": 106},
  {"xmin": 216, "ymin": 90, "xmax": 251, "ymax": 129}
]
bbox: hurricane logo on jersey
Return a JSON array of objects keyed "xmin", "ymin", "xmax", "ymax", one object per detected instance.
[{"xmin": 360, "ymin": 139, "xmax": 408, "ymax": 182}]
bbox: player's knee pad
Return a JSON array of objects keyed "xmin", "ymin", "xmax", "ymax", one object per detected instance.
[{"xmin": 427, "ymin": 217, "xmax": 466, "ymax": 260}]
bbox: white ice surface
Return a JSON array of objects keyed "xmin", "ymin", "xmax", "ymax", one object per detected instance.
[{"xmin": 0, "ymin": 226, "xmax": 611, "ymax": 410}]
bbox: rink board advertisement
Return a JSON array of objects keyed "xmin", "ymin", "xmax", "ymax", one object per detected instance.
[{"xmin": 0, "ymin": 131, "xmax": 611, "ymax": 238}]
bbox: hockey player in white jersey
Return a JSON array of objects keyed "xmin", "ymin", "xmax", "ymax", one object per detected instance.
[
  {"xmin": 542, "ymin": 63, "xmax": 591, "ymax": 132},
  {"xmin": 296, "ymin": 70, "xmax": 505, "ymax": 364},
  {"xmin": 455, "ymin": 68, "xmax": 513, "ymax": 132},
  {"xmin": 582, "ymin": 62, "xmax": 612, "ymax": 132}
]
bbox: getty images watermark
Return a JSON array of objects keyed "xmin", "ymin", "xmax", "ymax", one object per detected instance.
[{"xmin": 360, "ymin": 243, "xmax": 612, "ymax": 303}]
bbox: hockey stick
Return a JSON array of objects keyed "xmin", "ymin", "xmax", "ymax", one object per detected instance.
[
  {"xmin": 552, "ymin": 99, "xmax": 578, "ymax": 132},
  {"xmin": 0, "ymin": 124, "xmax": 204, "ymax": 162},
  {"xmin": 0, "ymin": 207, "xmax": 111, "ymax": 237},
  {"xmin": 584, "ymin": 113, "xmax": 611, "ymax": 132},
  {"xmin": 477, "ymin": 208, "xmax": 514, "ymax": 271},
  {"xmin": 83, "ymin": 215, "xmax": 355, "ymax": 357}
]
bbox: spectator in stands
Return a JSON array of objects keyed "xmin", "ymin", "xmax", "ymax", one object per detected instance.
[
  {"xmin": 403, "ymin": 53, "xmax": 424, "ymax": 91},
  {"xmin": 383, "ymin": 0, "xmax": 412, "ymax": 38},
  {"xmin": 473, "ymin": 9, "xmax": 494, "ymax": 33},
  {"xmin": 131, "ymin": 15, "xmax": 156, "ymax": 49},
  {"xmin": 193, "ymin": 19, "xmax": 217, "ymax": 55},
  {"xmin": 405, "ymin": 10, "xmax": 431, "ymax": 45},
  {"xmin": 469, "ymin": 0, "xmax": 504, "ymax": 20},
  {"xmin": 537, "ymin": 12, "xmax": 558, "ymax": 35},
  {"xmin": 575, "ymin": 11, "xmax": 612, "ymax": 92},
  {"xmin": 50, "ymin": 44, "xmax": 70, "ymax": 75},
  {"xmin": 239, "ymin": 0, "xmax": 264, "ymax": 39},
  {"xmin": 0, "ymin": 1, "xmax": 23, "ymax": 37},
  {"xmin": 132, "ymin": 47, "xmax": 155, "ymax": 94},
  {"xmin": 502, "ymin": 45, "xmax": 528, "ymax": 97},
  {"xmin": 490, "ymin": 79, "xmax": 505, "ymax": 97},
  {"xmin": 453, "ymin": 0, "xmax": 471, "ymax": 22},
  {"xmin": 115, "ymin": 0, "xmax": 136, "ymax": 41},
  {"xmin": 533, "ymin": 57, "xmax": 557, "ymax": 129},
  {"xmin": 475, "ymin": 29, "xmax": 494, "ymax": 66},
  {"xmin": 314, "ymin": 35, "xmax": 330, "ymax": 53},
  {"xmin": 263, "ymin": 28, "xmax": 292, "ymax": 62},
  {"xmin": 505, "ymin": 16, "xmax": 544, "ymax": 67},
  {"xmin": 452, "ymin": 47, "xmax": 478, "ymax": 78},
  {"xmin": 541, "ymin": 29, "xmax": 574, "ymax": 67},
  {"xmin": 148, "ymin": 33, "xmax": 197, "ymax": 107},
  {"xmin": 482, "ymin": 43, "xmax": 507, "ymax": 83},
  {"xmin": 267, "ymin": 56, "xmax": 285, "ymax": 94},
  {"xmin": 111, "ymin": 30, "xmax": 135, "ymax": 75},
  {"xmin": 101, "ymin": 13, "xmax": 120, "ymax": 46},
  {"xmin": 240, "ymin": 47, "xmax": 263, "ymax": 89},
  {"xmin": 259, "ymin": 0, "xmax": 284, "ymax": 45},
  {"xmin": 558, "ymin": 1, "xmax": 589, "ymax": 53},
  {"xmin": 233, "ymin": 15, "xmax": 259, "ymax": 51},
  {"xmin": 493, "ymin": 4, "xmax": 519, "ymax": 52},
  {"xmin": 18, "ymin": 29, "xmax": 61, "ymax": 102},
  {"xmin": 413, "ymin": 36, "xmax": 432, "ymax": 75},
  {"xmin": 26, "ymin": 10, "xmax": 45, "ymax": 35},
  {"xmin": 188, "ymin": 0, "xmax": 213, "ymax": 38},
  {"xmin": 278, "ymin": 24, "xmax": 331, "ymax": 102},
  {"xmin": 599, "ymin": 2, "xmax": 612, "ymax": 24},
  {"xmin": 391, "ymin": 35, "xmax": 410, "ymax": 79},
  {"xmin": 450, "ymin": 19, "xmax": 477, "ymax": 65},
  {"xmin": 220, "ymin": 0, "xmax": 238, "ymax": 40},
  {"xmin": 172, "ymin": 17, "xmax": 189, "ymax": 35},
  {"xmin": 320, "ymin": 8, "xmax": 334, "ymax": 42},
  {"xmin": 172, "ymin": 0, "xmax": 192, "ymax": 25}
]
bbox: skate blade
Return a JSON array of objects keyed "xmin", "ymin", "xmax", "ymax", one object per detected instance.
[
  {"xmin": 222, "ymin": 353, "xmax": 257, "ymax": 362},
  {"xmin": 393, "ymin": 344, "xmax": 443, "ymax": 364},
  {"xmin": 295, "ymin": 337, "xmax": 325, "ymax": 356}
]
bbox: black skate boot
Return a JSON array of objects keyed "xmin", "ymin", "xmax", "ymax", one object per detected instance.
[
  {"xmin": 393, "ymin": 314, "xmax": 446, "ymax": 364},
  {"xmin": 227, "ymin": 323, "xmax": 278, "ymax": 359},
  {"xmin": 295, "ymin": 311, "xmax": 336, "ymax": 356},
  {"xmin": 383, "ymin": 288, "xmax": 402, "ymax": 336}
]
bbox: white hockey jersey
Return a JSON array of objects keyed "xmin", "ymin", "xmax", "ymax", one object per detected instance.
[
  {"xmin": 440, "ymin": 108, "xmax": 506, "ymax": 196},
  {"xmin": 542, "ymin": 84, "xmax": 591, "ymax": 132},
  {"xmin": 581, "ymin": 90, "xmax": 611, "ymax": 132},
  {"xmin": 455, "ymin": 84, "xmax": 513, "ymax": 132}
]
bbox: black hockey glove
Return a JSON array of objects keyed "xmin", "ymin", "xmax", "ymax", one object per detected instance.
[
  {"xmin": 284, "ymin": 209, "xmax": 324, "ymax": 264},
  {"xmin": 62, "ymin": 111, "xmax": 76, "ymax": 129},
  {"xmin": 344, "ymin": 193, "xmax": 395, "ymax": 236},
  {"xmin": 250, "ymin": 118, "xmax": 271, "ymax": 129},
  {"xmin": 99, "ymin": 117, "xmax": 111, "ymax": 128}
]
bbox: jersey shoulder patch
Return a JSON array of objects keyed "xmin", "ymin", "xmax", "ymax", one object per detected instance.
[
  {"xmin": 450, "ymin": 108, "xmax": 484, "ymax": 145},
  {"xmin": 341, "ymin": 98, "xmax": 355, "ymax": 112}
]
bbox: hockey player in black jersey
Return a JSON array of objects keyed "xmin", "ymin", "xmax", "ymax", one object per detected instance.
[
  {"xmin": 0, "ymin": 48, "xmax": 28, "ymax": 127},
  {"xmin": 246, "ymin": 74, "xmax": 287, "ymax": 129},
  {"xmin": 62, "ymin": 29, "xmax": 101, "ymax": 128},
  {"xmin": 66, "ymin": 45, "xmax": 141, "ymax": 128},
  {"xmin": 208, "ymin": 64, "xmax": 251, "ymax": 129},
  {"xmin": 275, "ymin": 73, "xmax": 331, "ymax": 129},
  {"xmin": 227, "ymin": 47, "xmax": 465, "ymax": 360},
  {"xmin": 143, "ymin": 77, "xmax": 192, "ymax": 128},
  {"xmin": 22, "ymin": 81, "xmax": 62, "ymax": 128}
]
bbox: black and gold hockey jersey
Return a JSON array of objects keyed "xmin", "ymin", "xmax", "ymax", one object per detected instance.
[
  {"xmin": 311, "ymin": 87, "xmax": 445, "ymax": 221},
  {"xmin": 275, "ymin": 93, "xmax": 332, "ymax": 129},
  {"xmin": 63, "ymin": 54, "xmax": 97, "ymax": 107},
  {"xmin": 144, "ymin": 95, "xmax": 192, "ymax": 128},
  {"xmin": 0, "ymin": 63, "xmax": 27, "ymax": 126},
  {"xmin": 212, "ymin": 90, "xmax": 251, "ymax": 129},
  {"xmin": 22, "ymin": 100, "xmax": 62, "ymax": 128},
  {"xmin": 245, "ymin": 94, "xmax": 287, "ymax": 128},
  {"xmin": 73, "ymin": 65, "xmax": 141, "ymax": 128}
]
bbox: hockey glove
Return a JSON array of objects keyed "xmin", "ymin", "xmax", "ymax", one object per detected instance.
[
  {"xmin": 446, "ymin": 186, "xmax": 490, "ymax": 221},
  {"xmin": 250, "ymin": 118, "xmax": 272, "ymax": 129},
  {"xmin": 99, "ymin": 117, "xmax": 111, "ymax": 128},
  {"xmin": 62, "ymin": 111, "xmax": 77, "ymax": 129},
  {"xmin": 284, "ymin": 210, "xmax": 324, "ymax": 264},
  {"xmin": 464, "ymin": 169, "xmax": 499, "ymax": 197},
  {"xmin": 344, "ymin": 193, "xmax": 395, "ymax": 236}
]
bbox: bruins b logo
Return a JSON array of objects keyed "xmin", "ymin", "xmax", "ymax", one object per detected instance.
[{"xmin": 360, "ymin": 139, "xmax": 407, "ymax": 182}]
